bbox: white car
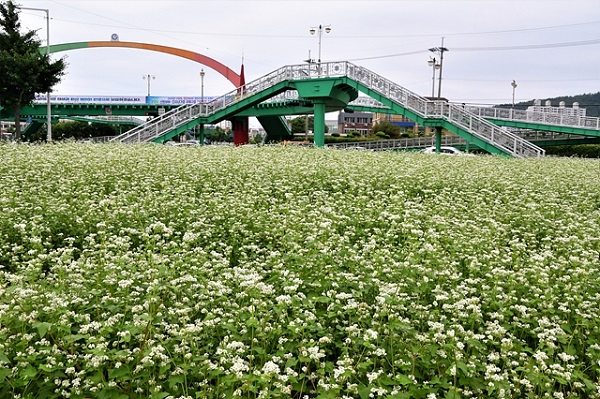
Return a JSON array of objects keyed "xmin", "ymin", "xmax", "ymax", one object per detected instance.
[
  {"xmin": 173, "ymin": 140, "xmax": 201, "ymax": 146},
  {"xmin": 420, "ymin": 146, "xmax": 464, "ymax": 155}
]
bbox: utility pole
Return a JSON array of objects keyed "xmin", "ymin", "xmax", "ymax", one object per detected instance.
[
  {"xmin": 143, "ymin": 74, "xmax": 156, "ymax": 96},
  {"xmin": 19, "ymin": 6, "xmax": 51, "ymax": 141},
  {"xmin": 429, "ymin": 37, "xmax": 449, "ymax": 99},
  {"xmin": 303, "ymin": 50, "xmax": 314, "ymax": 140}
]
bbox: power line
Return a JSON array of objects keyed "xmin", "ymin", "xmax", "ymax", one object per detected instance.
[
  {"xmin": 453, "ymin": 39, "xmax": 600, "ymax": 52},
  {"xmin": 347, "ymin": 50, "xmax": 429, "ymax": 62},
  {"xmin": 347, "ymin": 39, "xmax": 600, "ymax": 62}
]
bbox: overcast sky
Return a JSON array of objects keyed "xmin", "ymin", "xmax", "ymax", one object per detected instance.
[{"xmin": 15, "ymin": 0, "xmax": 600, "ymax": 108}]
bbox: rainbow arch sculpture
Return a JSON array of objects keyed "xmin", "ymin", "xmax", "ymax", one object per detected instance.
[{"xmin": 48, "ymin": 41, "xmax": 243, "ymax": 87}]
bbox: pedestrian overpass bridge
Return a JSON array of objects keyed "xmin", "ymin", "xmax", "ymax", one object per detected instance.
[{"xmin": 18, "ymin": 61, "xmax": 600, "ymax": 158}]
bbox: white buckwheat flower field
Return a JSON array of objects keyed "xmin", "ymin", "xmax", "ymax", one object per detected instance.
[{"xmin": 0, "ymin": 143, "xmax": 598, "ymax": 398}]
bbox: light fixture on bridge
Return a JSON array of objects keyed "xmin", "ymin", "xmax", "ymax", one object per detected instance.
[
  {"xmin": 309, "ymin": 24, "xmax": 332, "ymax": 64},
  {"xmin": 143, "ymin": 74, "xmax": 156, "ymax": 97},
  {"xmin": 428, "ymin": 38, "xmax": 449, "ymax": 99}
]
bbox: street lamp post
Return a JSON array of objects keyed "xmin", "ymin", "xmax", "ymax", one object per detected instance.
[
  {"xmin": 429, "ymin": 37, "xmax": 449, "ymax": 99},
  {"xmin": 308, "ymin": 24, "xmax": 331, "ymax": 148},
  {"xmin": 143, "ymin": 74, "xmax": 156, "ymax": 96},
  {"xmin": 19, "ymin": 6, "xmax": 51, "ymax": 142},
  {"xmin": 200, "ymin": 69, "xmax": 205, "ymax": 103},
  {"xmin": 309, "ymin": 24, "xmax": 331, "ymax": 66},
  {"xmin": 511, "ymin": 80, "xmax": 518, "ymax": 108},
  {"xmin": 427, "ymin": 57, "xmax": 441, "ymax": 98}
]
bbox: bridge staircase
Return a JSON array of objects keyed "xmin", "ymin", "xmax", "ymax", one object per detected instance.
[{"xmin": 111, "ymin": 62, "xmax": 545, "ymax": 157}]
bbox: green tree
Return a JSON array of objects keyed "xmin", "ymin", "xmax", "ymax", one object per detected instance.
[
  {"xmin": 370, "ymin": 121, "xmax": 402, "ymax": 139},
  {"xmin": 289, "ymin": 115, "xmax": 328, "ymax": 135},
  {"xmin": 205, "ymin": 125, "xmax": 232, "ymax": 143},
  {"xmin": 290, "ymin": 115, "xmax": 312, "ymax": 134},
  {"xmin": 0, "ymin": 0, "xmax": 66, "ymax": 140},
  {"xmin": 49, "ymin": 120, "xmax": 121, "ymax": 141}
]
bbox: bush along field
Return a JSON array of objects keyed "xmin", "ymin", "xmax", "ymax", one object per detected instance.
[{"xmin": 0, "ymin": 143, "xmax": 599, "ymax": 399}]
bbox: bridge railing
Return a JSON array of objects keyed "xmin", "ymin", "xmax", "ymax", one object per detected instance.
[
  {"xmin": 466, "ymin": 106, "xmax": 600, "ymax": 131},
  {"xmin": 328, "ymin": 130, "xmax": 596, "ymax": 152},
  {"xmin": 113, "ymin": 92, "xmax": 253, "ymax": 142},
  {"xmin": 328, "ymin": 135, "xmax": 465, "ymax": 151},
  {"xmin": 349, "ymin": 98, "xmax": 600, "ymax": 133}
]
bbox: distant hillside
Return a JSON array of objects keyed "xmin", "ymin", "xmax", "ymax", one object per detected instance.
[{"xmin": 496, "ymin": 92, "xmax": 600, "ymax": 118}]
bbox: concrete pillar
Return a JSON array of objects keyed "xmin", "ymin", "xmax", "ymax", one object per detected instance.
[
  {"xmin": 232, "ymin": 117, "xmax": 249, "ymax": 146},
  {"xmin": 313, "ymin": 100, "xmax": 326, "ymax": 148},
  {"xmin": 435, "ymin": 126, "xmax": 442, "ymax": 154},
  {"xmin": 198, "ymin": 124, "xmax": 205, "ymax": 146}
]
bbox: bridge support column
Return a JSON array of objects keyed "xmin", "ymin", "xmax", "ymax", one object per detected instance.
[
  {"xmin": 435, "ymin": 126, "xmax": 442, "ymax": 154},
  {"xmin": 313, "ymin": 100, "xmax": 326, "ymax": 148},
  {"xmin": 232, "ymin": 117, "xmax": 249, "ymax": 146},
  {"xmin": 197, "ymin": 124, "xmax": 205, "ymax": 145}
]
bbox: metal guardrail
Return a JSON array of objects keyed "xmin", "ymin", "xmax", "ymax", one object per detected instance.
[
  {"xmin": 466, "ymin": 106, "xmax": 600, "ymax": 131},
  {"xmin": 327, "ymin": 130, "xmax": 597, "ymax": 152},
  {"xmin": 327, "ymin": 136, "xmax": 464, "ymax": 151},
  {"xmin": 110, "ymin": 62, "xmax": 545, "ymax": 157},
  {"xmin": 347, "ymin": 97, "xmax": 600, "ymax": 132}
]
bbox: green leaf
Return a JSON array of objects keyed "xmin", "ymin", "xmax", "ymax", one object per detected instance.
[
  {"xmin": 34, "ymin": 321, "xmax": 52, "ymax": 338},
  {"xmin": 253, "ymin": 346, "xmax": 265, "ymax": 355},
  {"xmin": 316, "ymin": 391, "xmax": 338, "ymax": 399},
  {"xmin": 152, "ymin": 392, "xmax": 170, "ymax": 399},
  {"xmin": 0, "ymin": 350, "xmax": 10, "ymax": 364},
  {"xmin": 358, "ymin": 384, "xmax": 371, "ymax": 399},
  {"xmin": 21, "ymin": 365, "xmax": 37, "ymax": 379},
  {"xmin": 397, "ymin": 374, "xmax": 413, "ymax": 385},
  {"xmin": 64, "ymin": 334, "xmax": 87, "ymax": 343},
  {"xmin": 108, "ymin": 367, "xmax": 130, "ymax": 380},
  {"xmin": 445, "ymin": 387, "xmax": 462, "ymax": 399},
  {"xmin": 285, "ymin": 357, "xmax": 298, "ymax": 368},
  {"xmin": 457, "ymin": 361, "xmax": 468, "ymax": 375},
  {"xmin": 0, "ymin": 367, "xmax": 11, "ymax": 382},
  {"xmin": 39, "ymin": 364, "xmax": 55, "ymax": 372},
  {"xmin": 168, "ymin": 374, "xmax": 186, "ymax": 388}
]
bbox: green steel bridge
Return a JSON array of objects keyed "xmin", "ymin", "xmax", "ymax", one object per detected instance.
[{"xmin": 13, "ymin": 62, "xmax": 600, "ymax": 158}]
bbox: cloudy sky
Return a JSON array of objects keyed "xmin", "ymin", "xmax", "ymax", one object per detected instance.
[{"xmin": 16, "ymin": 0, "xmax": 600, "ymax": 108}]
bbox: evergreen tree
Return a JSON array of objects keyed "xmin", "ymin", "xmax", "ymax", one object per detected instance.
[{"xmin": 0, "ymin": 0, "xmax": 66, "ymax": 139}]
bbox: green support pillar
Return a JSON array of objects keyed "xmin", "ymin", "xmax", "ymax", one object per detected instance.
[
  {"xmin": 464, "ymin": 140, "xmax": 470, "ymax": 153},
  {"xmin": 198, "ymin": 124, "xmax": 205, "ymax": 146},
  {"xmin": 435, "ymin": 127, "xmax": 442, "ymax": 154},
  {"xmin": 313, "ymin": 100, "xmax": 326, "ymax": 148}
]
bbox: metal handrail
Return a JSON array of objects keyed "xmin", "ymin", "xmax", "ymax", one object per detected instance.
[
  {"xmin": 465, "ymin": 106, "xmax": 600, "ymax": 131},
  {"xmin": 328, "ymin": 130, "xmax": 596, "ymax": 151}
]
